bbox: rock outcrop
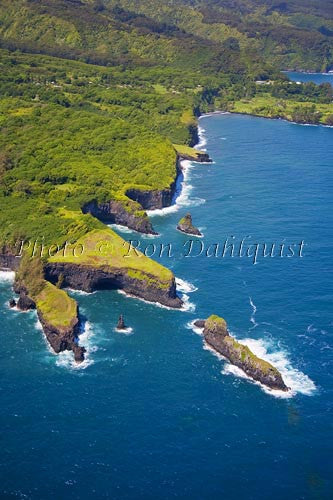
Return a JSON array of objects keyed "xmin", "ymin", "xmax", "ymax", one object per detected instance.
[
  {"xmin": 117, "ymin": 314, "xmax": 126, "ymax": 330},
  {"xmin": 13, "ymin": 275, "xmax": 84, "ymax": 363},
  {"xmin": 177, "ymin": 213, "xmax": 202, "ymax": 236},
  {"xmin": 0, "ymin": 250, "xmax": 20, "ymax": 271},
  {"xmin": 179, "ymin": 151, "xmax": 212, "ymax": 163},
  {"xmin": 37, "ymin": 305, "xmax": 80, "ymax": 356},
  {"xmin": 17, "ymin": 292, "xmax": 36, "ymax": 311},
  {"xmin": 196, "ymin": 315, "xmax": 288, "ymax": 392},
  {"xmin": 82, "ymin": 199, "xmax": 156, "ymax": 234},
  {"xmin": 193, "ymin": 319, "xmax": 206, "ymax": 329},
  {"xmin": 9, "ymin": 298, "xmax": 16, "ymax": 308}
]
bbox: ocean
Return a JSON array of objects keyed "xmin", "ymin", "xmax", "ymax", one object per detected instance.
[
  {"xmin": 286, "ymin": 71, "xmax": 333, "ymax": 86},
  {"xmin": 0, "ymin": 72, "xmax": 332, "ymax": 499}
]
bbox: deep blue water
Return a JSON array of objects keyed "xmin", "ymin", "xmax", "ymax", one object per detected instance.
[
  {"xmin": 1, "ymin": 111, "xmax": 333, "ymax": 499},
  {"xmin": 286, "ymin": 71, "xmax": 333, "ymax": 86}
]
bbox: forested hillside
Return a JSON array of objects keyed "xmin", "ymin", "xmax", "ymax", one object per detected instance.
[
  {"xmin": 1, "ymin": 0, "xmax": 332, "ymax": 72},
  {"xmin": 103, "ymin": 0, "xmax": 333, "ymax": 71}
]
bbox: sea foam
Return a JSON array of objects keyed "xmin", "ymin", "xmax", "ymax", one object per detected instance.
[
  {"xmin": 56, "ymin": 321, "xmax": 96, "ymax": 370},
  {"xmin": 146, "ymin": 136, "xmax": 207, "ymax": 218},
  {"xmin": 147, "ymin": 160, "xmax": 205, "ymax": 217},
  {"xmin": 223, "ymin": 336, "xmax": 316, "ymax": 398},
  {"xmin": 0, "ymin": 270, "xmax": 15, "ymax": 282},
  {"xmin": 175, "ymin": 277, "xmax": 198, "ymax": 294}
]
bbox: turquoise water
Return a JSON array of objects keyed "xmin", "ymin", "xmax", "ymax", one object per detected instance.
[
  {"xmin": 1, "ymin": 110, "xmax": 333, "ymax": 498},
  {"xmin": 286, "ymin": 71, "xmax": 333, "ymax": 86}
]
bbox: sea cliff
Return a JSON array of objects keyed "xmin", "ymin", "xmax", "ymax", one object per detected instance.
[{"xmin": 1, "ymin": 227, "xmax": 183, "ymax": 362}]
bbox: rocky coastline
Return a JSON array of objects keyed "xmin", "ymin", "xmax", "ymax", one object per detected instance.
[
  {"xmin": 11, "ymin": 278, "xmax": 85, "ymax": 362},
  {"xmin": 82, "ymin": 199, "xmax": 156, "ymax": 235},
  {"xmin": 45, "ymin": 262, "xmax": 182, "ymax": 309},
  {"xmin": 194, "ymin": 316, "xmax": 289, "ymax": 392},
  {"xmin": 82, "ymin": 148, "xmax": 211, "ymax": 236}
]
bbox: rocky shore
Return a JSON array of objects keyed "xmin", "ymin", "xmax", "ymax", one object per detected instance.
[
  {"xmin": 194, "ymin": 316, "xmax": 289, "ymax": 392},
  {"xmin": 82, "ymin": 199, "xmax": 156, "ymax": 234},
  {"xmin": 82, "ymin": 148, "xmax": 211, "ymax": 235},
  {"xmin": 45, "ymin": 262, "xmax": 183, "ymax": 309},
  {"xmin": 12, "ymin": 279, "xmax": 85, "ymax": 363}
]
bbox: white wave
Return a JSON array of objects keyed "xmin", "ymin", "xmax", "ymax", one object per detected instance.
[
  {"xmin": 190, "ymin": 315, "xmax": 315, "ymax": 398},
  {"xmin": 35, "ymin": 318, "xmax": 43, "ymax": 331},
  {"xmin": 108, "ymin": 223, "xmax": 135, "ymax": 234},
  {"xmin": 115, "ymin": 326, "xmax": 134, "ymax": 335},
  {"xmin": 175, "ymin": 277, "xmax": 198, "ymax": 294},
  {"xmin": 0, "ymin": 270, "xmax": 15, "ymax": 282},
  {"xmin": 224, "ymin": 337, "xmax": 316, "ymax": 398},
  {"xmin": 249, "ymin": 296, "xmax": 258, "ymax": 329},
  {"xmin": 306, "ymin": 324, "xmax": 317, "ymax": 333},
  {"xmin": 147, "ymin": 160, "xmax": 206, "ymax": 217},
  {"xmin": 141, "ymin": 233, "xmax": 159, "ymax": 239},
  {"xmin": 186, "ymin": 319, "xmax": 204, "ymax": 336},
  {"xmin": 67, "ymin": 288, "xmax": 96, "ymax": 296},
  {"xmin": 117, "ymin": 289, "xmax": 173, "ymax": 310},
  {"xmin": 117, "ymin": 288, "xmax": 195, "ymax": 313},
  {"xmin": 181, "ymin": 293, "xmax": 196, "ymax": 312},
  {"xmin": 196, "ymin": 125, "xmax": 207, "ymax": 150},
  {"xmin": 56, "ymin": 321, "xmax": 96, "ymax": 370}
]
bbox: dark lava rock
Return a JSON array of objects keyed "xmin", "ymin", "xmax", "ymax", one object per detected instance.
[
  {"xmin": 17, "ymin": 293, "xmax": 36, "ymax": 311},
  {"xmin": 177, "ymin": 213, "xmax": 202, "ymax": 236},
  {"xmin": 194, "ymin": 319, "xmax": 206, "ymax": 329},
  {"xmin": 73, "ymin": 345, "xmax": 86, "ymax": 363},
  {"xmin": 117, "ymin": 314, "xmax": 126, "ymax": 330},
  {"xmin": 9, "ymin": 298, "xmax": 16, "ymax": 308},
  {"xmin": 203, "ymin": 315, "xmax": 289, "ymax": 392}
]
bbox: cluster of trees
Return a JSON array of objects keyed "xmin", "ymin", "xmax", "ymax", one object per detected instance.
[
  {"xmin": 291, "ymin": 105, "xmax": 323, "ymax": 124},
  {"xmin": 269, "ymin": 81, "xmax": 333, "ymax": 103}
]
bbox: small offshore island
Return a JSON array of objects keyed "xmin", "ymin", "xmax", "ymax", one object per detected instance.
[
  {"xmin": 194, "ymin": 316, "xmax": 288, "ymax": 392},
  {"xmin": 177, "ymin": 213, "xmax": 202, "ymax": 237}
]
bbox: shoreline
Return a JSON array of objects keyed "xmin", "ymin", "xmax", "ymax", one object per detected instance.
[{"xmin": 202, "ymin": 110, "xmax": 333, "ymax": 128}]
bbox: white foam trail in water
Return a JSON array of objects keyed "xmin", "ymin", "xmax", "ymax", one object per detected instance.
[
  {"xmin": 108, "ymin": 223, "xmax": 135, "ymax": 234},
  {"xmin": 56, "ymin": 321, "xmax": 96, "ymax": 370},
  {"xmin": 186, "ymin": 320, "xmax": 204, "ymax": 336},
  {"xmin": 196, "ymin": 126, "xmax": 207, "ymax": 150},
  {"xmin": 175, "ymin": 277, "xmax": 198, "ymax": 294},
  {"xmin": 147, "ymin": 160, "xmax": 205, "ymax": 217},
  {"xmin": 117, "ymin": 288, "xmax": 195, "ymax": 313},
  {"xmin": 117, "ymin": 289, "xmax": 179, "ymax": 311},
  {"xmin": 67, "ymin": 288, "xmax": 96, "ymax": 296},
  {"xmin": 223, "ymin": 336, "xmax": 316, "ymax": 398},
  {"xmin": 115, "ymin": 326, "xmax": 134, "ymax": 336},
  {"xmin": 0, "ymin": 270, "xmax": 15, "ymax": 282},
  {"xmin": 249, "ymin": 296, "xmax": 258, "ymax": 329},
  {"xmin": 181, "ymin": 294, "xmax": 196, "ymax": 312}
]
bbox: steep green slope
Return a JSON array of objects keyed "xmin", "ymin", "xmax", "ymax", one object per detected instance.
[
  {"xmin": 0, "ymin": 0, "xmax": 253, "ymax": 74},
  {"xmin": 103, "ymin": 0, "xmax": 333, "ymax": 71}
]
